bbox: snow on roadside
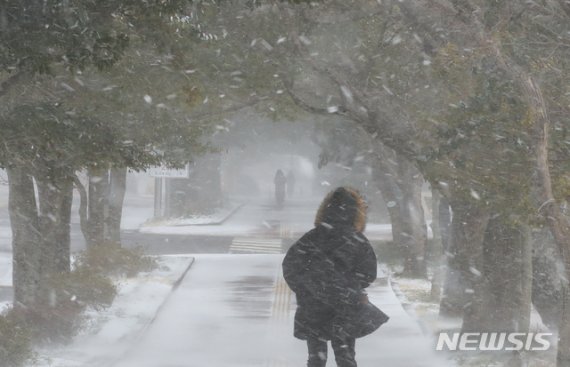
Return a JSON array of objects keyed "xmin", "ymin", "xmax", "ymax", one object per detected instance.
[
  {"xmin": 391, "ymin": 275, "xmax": 555, "ymax": 367},
  {"xmin": 139, "ymin": 222, "xmax": 260, "ymax": 236},
  {"xmin": 142, "ymin": 203, "xmax": 243, "ymax": 228},
  {"xmin": 390, "ymin": 276, "xmax": 451, "ymax": 333},
  {"xmin": 30, "ymin": 256, "xmax": 194, "ymax": 367}
]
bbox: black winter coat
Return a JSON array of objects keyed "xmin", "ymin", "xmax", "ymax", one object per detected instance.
[{"xmin": 282, "ymin": 224, "xmax": 377, "ymax": 340}]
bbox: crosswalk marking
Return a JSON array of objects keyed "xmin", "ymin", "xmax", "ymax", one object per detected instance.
[
  {"xmin": 279, "ymin": 223, "xmax": 293, "ymax": 239},
  {"xmin": 230, "ymin": 237, "xmax": 283, "ymax": 254}
]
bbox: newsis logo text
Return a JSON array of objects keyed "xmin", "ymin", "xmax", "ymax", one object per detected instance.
[{"xmin": 436, "ymin": 332, "xmax": 553, "ymax": 351}]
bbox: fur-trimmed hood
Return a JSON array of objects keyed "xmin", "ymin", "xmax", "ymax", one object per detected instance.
[{"xmin": 314, "ymin": 187, "xmax": 367, "ymax": 232}]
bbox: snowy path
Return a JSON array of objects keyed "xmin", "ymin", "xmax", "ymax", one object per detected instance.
[
  {"xmin": 138, "ymin": 198, "xmax": 395, "ymax": 242},
  {"xmin": 115, "ymin": 255, "xmax": 451, "ymax": 367}
]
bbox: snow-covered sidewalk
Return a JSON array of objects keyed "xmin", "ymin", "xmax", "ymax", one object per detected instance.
[
  {"xmin": 138, "ymin": 198, "xmax": 398, "ymax": 241},
  {"xmin": 113, "ymin": 254, "xmax": 452, "ymax": 367},
  {"xmin": 30, "ymin": 256, "xmax": 194, "ymax": 367}
]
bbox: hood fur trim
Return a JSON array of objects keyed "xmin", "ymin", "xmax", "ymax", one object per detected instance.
[{"xmin": 314, "ymin": 187, "xmax": 367, "ymax": 232}]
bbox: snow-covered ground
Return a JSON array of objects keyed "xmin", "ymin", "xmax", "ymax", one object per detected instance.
[
  {"xmin": 139, "ymin": 198, "xmax": 400, "ymax": 241},
  {"xmin": 32, "ymin": 256, "xmax": 194, "ymax": 367},
  {"xmin": 142, "ymin": 202, "xmax": 243, "ymax": 227}
]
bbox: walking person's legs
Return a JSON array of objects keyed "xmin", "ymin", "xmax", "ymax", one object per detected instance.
[
  {"xmin": 331, "ymin": 336, "xmax": 357, "ymax": 367},
  {"xmin": 307, "ymin": 338, "xmax": 328, "ymax": 367}
]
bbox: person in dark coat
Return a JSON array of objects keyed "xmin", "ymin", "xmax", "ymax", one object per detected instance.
[{"xmin": 282, "ymin": 187, "xmax": 377, "ymax": 367}]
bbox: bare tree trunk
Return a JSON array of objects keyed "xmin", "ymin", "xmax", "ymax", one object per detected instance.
[
  {"xmin": 560, "ymin": 288, "xmax": 570, "ymax": 367},
  {"xmin": 76, "ymin": 168, "xmax": 127, "ymax": 246},
  {"xmin": 373, "ymin": 152, "xmax": 427, "ymax": 277},
  {"xmin": 439, "ymin": 196, "xmax": 452, "ymax": 253},
  {"xmin": 372, "ymin": 158, "xmax": 404, "ymax": 246},
  {"xmin": 57, "ymin": 176, "xmax": 73, "ymax": 272},
  {"xmin": 106, "ymin": 167, "xmax": 127, "ymax": 244},
  {"xmin": 73, "ymin": 174, "xmax": 91, "ymax": 244},
  {"xmin": 462, "ymin": 215, "xmax": 532, "ymax": 335},
  {"xmin": 396, "ymin": 156, "xmax": 427, "ymax": 278},
  {"xmin": 524, "ymin": 76, "xmax": 570, "ymax": 367},
  {"xmin": 476, "ymin": 26, "xmax": 570, "ymax": 366},
  {"xmin": 440, "ymin": 199, "xmax": 489, "ymax": 318},
  {"xmin": 36, "ymin": 170, "xmax": 73, "ymax": 305},
  {"xmin": 531, "ymin": 227, "xmax": 565, "ymax": 330},
  {"xmin": 430, "ymin": 189, "xmax": 444, "ymax": 300},
  {"xmin": 86, "ymin": 167, "xmax": 109, "ymax": 246},
  {"xmin": 7, "ymin": 166, "xmax": 41, "ymax": 308}
]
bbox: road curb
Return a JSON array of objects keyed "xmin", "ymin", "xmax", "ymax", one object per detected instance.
[
  {"xmin": 107, "ymin": 255, "xmax": 195, "ymax": 367},
  {"xmin": 389, "ymin": 276, "xmax": 433, "ymax": 336},
  {"xmin": 140, "ymin": 203, "xmax": 246, "ymax": 230},
  {"xmin": 150, "ymin": 256, "xmax": 195, "ymax": 319},
  {"xmin": 136, "ymin": 256, "xmax": 195, "ymax": 331},
  {"xmin": 183, "ymin": 202, "xmax": 245, "ymax": 226},
  {"xmin": 216, "ymin": 202, "xmax": 245, "ymax": 225}
]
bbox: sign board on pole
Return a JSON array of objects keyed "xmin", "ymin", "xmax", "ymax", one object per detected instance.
[{"xmin": 147, "ymin": 164, "xmax": 190, "ymax": 178}]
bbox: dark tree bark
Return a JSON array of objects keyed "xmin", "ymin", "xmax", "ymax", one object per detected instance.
[
  {"xmin": 7, "ymin": 164, "xmax": 73, "ymax": 308},
  {"xmin": 87, "ymin": 167, "xmax": 109, "ymax": 246},
  {"xmin": 58, "ymin": 177, "xmax": 73, "ymax": 270},
  {"xmin": 462, "ymin": 215, "xmax": 532, "ymax": 334},
  {"xmin": 396, "ymin": 155, "xmax": 427, "ymax": 278},
  {"xmin": 7, "ymin": 166, "xmax": 41, "ymax": 308},
  {"xmin": 76, "ymin": 167, "xmax": 127, "ymax": 246},
  {"xmin": 560, "ymin": 288, "xmax": 570, "ymax": 367},
  {"xmin": 372, "ymin": 148, "xmax": 428, "ymax": 277},
  {"xmin": 372, "ymin": 157, "xmax": 404, "ymax": 247},
  {"xmin": 106, "ymin": 167, "xmax": 127, "ymax": 244},
  {"xmin": 37, "ymin": 172, "xmax": 73, "ymax": 274},
  {"xmin": 439, "ymin": 196, "xmax": 452, "ymax": 253},
  {"xmin": 440, "ymin": 199, "xmax": 489, "ymax": 318},
  {"xmin": 525, "ymin": 75, "xmax": 570, "ymax": 367},
  {"xmin": 73, "ymin": 174, "xmax": 90, "ymax": 244},
  {"xmin": 430, "ymin": 189, "xmax": 444, "ymax": 301},
  {"xmin": 531, "ymin": 227, "xmax": 565, "ymax": 330},
  {"xmin": 35, "ymin": 170, "xmax": 74, "ymax": 305}
]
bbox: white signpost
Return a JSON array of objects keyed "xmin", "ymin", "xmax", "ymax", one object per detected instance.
[{"xmin": 147, "ymin": 164, "xmax": 190, "ymax": 179}]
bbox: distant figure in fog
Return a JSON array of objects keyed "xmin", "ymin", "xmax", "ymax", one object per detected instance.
[
  {"xmin": 274, "ymin": 169, "xmax": 287, "ymax": 208},
  {"xmin": 282, "ymin": 187, "xmax": 388, "ymax": 367},
  {"xmin": 286, "ymin": 170, "xmax": 296, "ymax": 197}
]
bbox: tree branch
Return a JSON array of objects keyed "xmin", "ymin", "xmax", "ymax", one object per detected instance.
[{"xmin": 280, "ymin": 73, "xmax": 346, "ymax": 116}]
